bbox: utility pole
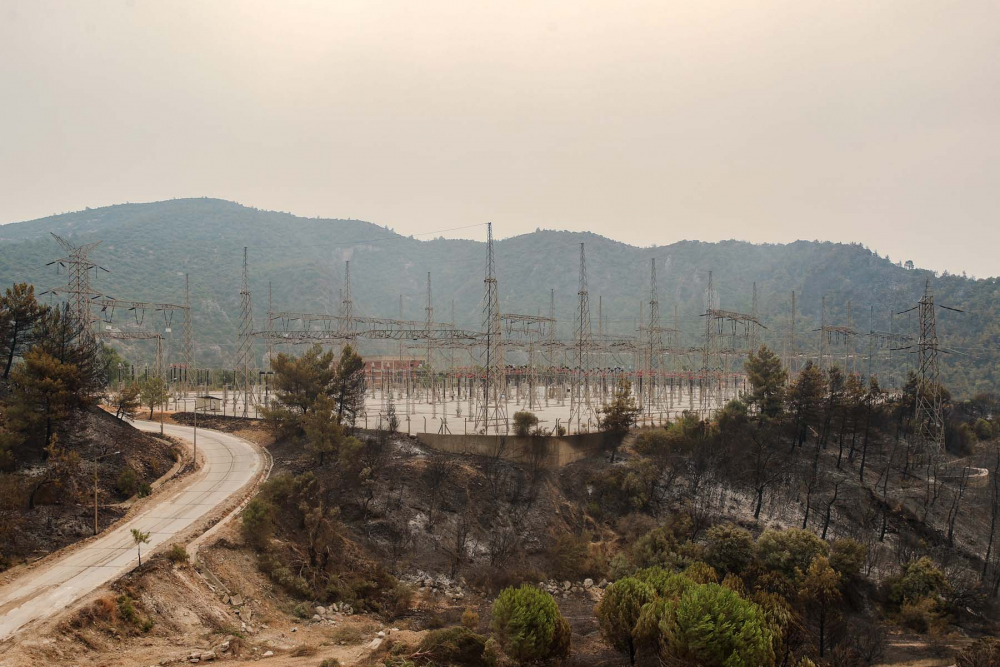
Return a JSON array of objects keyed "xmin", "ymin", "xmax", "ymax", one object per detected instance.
[{"xmin": 93, "ymin": 449, "xmax": 121, "ymax": 535}]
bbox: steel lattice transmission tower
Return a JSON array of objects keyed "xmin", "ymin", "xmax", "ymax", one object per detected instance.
[
  {"xmin": 184, "ymin": 273, "xmax": 193, "ymax": 388},
  {"xmin": 47, "ymin": 233, "xmax": 105, "ymax": 339},
  {"xmin": 425, "ymin": 272, "xmax": 434, "ymax": 371},
  {"xmin": 569, "ymin": 243, "xmax": 595, "ymax": 432},
  {"xmin": 234, "ymin": 247, "xmax": 258, "ymax": 417},
  {"xmin": 913, "ymin": 279, "xmax": 944, "ymax": 451},
  {"xmin": 475, "ymin": 223, "xmax": 508, "ymax": 434},
  {"xmin": 647, "ymin": 257, "xmax": 662, "ymax": 415},
  {"xmin": 702, "ymin": 271, "xmax": 719, "ymax": 372},
  {"xmin": 339, "ymin": 261, "xmax": 355, "ymax": 349}
]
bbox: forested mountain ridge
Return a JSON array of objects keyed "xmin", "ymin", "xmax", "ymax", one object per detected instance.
[{"xmin": 0, "ymin": 198, "xmax": 997, "ymax": 395}]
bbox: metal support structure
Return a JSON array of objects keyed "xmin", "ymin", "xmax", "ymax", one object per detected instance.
[
  {"xmin": 569, "ymin": 243, "xmax": 595, "ymax": 432},
  {"xmin": 475, "ymin": 222, "xmax": 508, "ymax": 434},
  {"xmin": 234, "ymin": 247, "xmax": 258, "ymax": 417}
]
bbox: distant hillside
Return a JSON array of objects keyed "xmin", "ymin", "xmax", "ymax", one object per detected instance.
[{"xmin": 1, "ymin": 198, "xmax": 997, "ymax": 396}]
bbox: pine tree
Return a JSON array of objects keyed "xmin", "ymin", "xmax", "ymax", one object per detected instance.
[
  {"xmin": 139, "ymin": 377, "xmax": 168, "ymax": 419},
  {"xmin": 744, "ymin": 345, "xmax": 787, "ymax": 421},
  {"xmin": 0, "ymin": 283, "xmax": 48, "ymax": 380},
  {"xmin": 599, "ymin": 379, "xmax": 641, "ymax": 462},
  {"xmin": 6, "ymin": 348, "xmax": 82, "ymax": 457},
  {"xmin": 332, "ymin": 345, "xmax": 365, "ymax": 427},
  {"xmin": 800, "ymin": 556, "xmax": 841, "ymax": 658},
  {"xmin": 788, "ymin": 362, "xmax": 826, "ymax": 449}
]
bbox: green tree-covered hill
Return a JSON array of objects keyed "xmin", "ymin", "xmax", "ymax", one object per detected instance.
[{"xmin": 1, "ymin": 198, "xmax": 996, "ymax": 395}]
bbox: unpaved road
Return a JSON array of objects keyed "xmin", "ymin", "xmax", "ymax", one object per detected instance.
[{"xmin": 0, "ymin": 421, "xmax": 261, "ymax": 642}]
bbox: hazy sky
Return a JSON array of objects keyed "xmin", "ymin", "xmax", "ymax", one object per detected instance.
[{"xmin": 1, "ymin": 1, "xmax": 998, "ymax": 277}]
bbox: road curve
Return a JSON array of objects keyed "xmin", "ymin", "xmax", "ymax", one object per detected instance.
[{"xmin": 0, "ymin": 421, "xmax": 261, "ymax": 642}]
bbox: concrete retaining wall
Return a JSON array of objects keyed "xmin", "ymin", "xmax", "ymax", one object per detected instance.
[{"xmin": 415, "ymin": 432, "xmax": 606, "ymax": 468}]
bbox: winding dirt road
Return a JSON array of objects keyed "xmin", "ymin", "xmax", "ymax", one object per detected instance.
[{"xmin": 0, "ymin": 421, "xmax": 262, "ymax": 642}]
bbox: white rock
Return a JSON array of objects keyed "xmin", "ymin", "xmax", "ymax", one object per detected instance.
[
  {"xmin": 262, "ymin": 650, "xmax": 274, "ymax": 658},
  {"xmin": 315, "ymin": 606, "xmax": 327, "ymax": 615},
  {"xmin": 368, "ymin": 637, "xmax": 384, "ymax": 650},
  {"xmin": 291, "ymin": 627, "xmax": 297, "ymax": 632},
  {"xmin": 200, "ymin": 651, "xmax": 215, "ymax": 662},
  {"xmin": 583, "ymin": 578, "xmax": 594, "ymax": 589},
  {"xmin": 562, "ymin": 581, "xmax": 572, "ymax": 590},
  {"xmin": 312, "ymin": 615, "xmax": 321, "ymax": 621},
  {"xmin": 377, "ymin": 630, "xmax": 385, "ymax": 638}
]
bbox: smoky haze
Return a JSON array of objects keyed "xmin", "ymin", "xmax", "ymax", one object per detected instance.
[{"xmin": 1, "ymin": 1, "xmax": 997, "ymax": 277}]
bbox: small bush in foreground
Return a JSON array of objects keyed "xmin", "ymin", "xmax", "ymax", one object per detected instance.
[
  {"xmin": 416, "ymin": 626, "xmax": 487, "ymax": 665},
  {"xmin": 596, "ymin": 576, "xmax": 656, "ymax": 664},
  {"xmin": 490, "ymin": 585, "xmax": 570, "ymax": 663},
  {"xmin": 166, "ymin": 544, "xmax": 189, "ymax": 564}
]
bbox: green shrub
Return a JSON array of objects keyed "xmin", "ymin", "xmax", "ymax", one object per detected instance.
[
  {"xmin": 241, "ymin": 497, "xmax": 275, "ymax": 548},
  {"xmin": 293, "ymin": 602, "xmax": 311, "ymax": 619},
  {"xmin": 461, "ymin": 607, "xmax": 479, "ymax": 631},
  {"xmin": 483, "ymin": 637, "xmax": 516, "ymax": 667},
  {"xmin": 137, "ymin": 481, "xmax": 152, "ymax": 498},
  {"xmin": 116, "ymin": 467, "xmax": 139, "ymax": 497},
  {"xmin": 416, "ymin": 626, "xmax": 487, "ymax": 665},
  {"xmin": 596, "ymin": 577, "xmax": 656, "ymax": 663},
  {"xmin": 166, "ymin": 544, "xmax": 189, "ymax": 564},
  {"xmin": 633, "ymin": 567, "xmax": 695, "ymax": 599},
  {"xmin": 897, "ymin": 597, "xmax": 945, "ymax": 634},
  {"xmin": 704, "ymin": 524, "xmax": 755, "ymax": 576},
  {"xmin": 887, "ymin": 557, "xmax": 950, "ymax": 607},
  {"xmin": 956, "ymin": 637, "xmax": 1000, "ymax": 667},
  {"xmin": 633, "ymin": 429, "xmax": 674, "ymax": 457},
  {"xmin": 755, "ymin": 529, "xmax": 828, "ymax": 581},
  {"xmin": 513, "ymin": 411, "xmax": 540, "ymax": 437},
  {"xmin": 973, "ymin": 418, "xmax": 994, "ymax": 441},
  {"xmin": 829, "ymin": 538, "xmax": 867, "ymax": 581},
  {"xmin": 640, "ymin": 583, "xmax": 775, "ymax": 667},
  {"xmin": 319, "ymin": 659, "xmax": 341, "ymax": 667},
  {"xmin": 626, "ymin": 517, "xmax": 695, "ymax": 572},
  {"xmin": 490, "ymin": 585, "xmax": 571, "ymax": 663},
  {"xmin": 546, "ymin": 532, "xmax": 592, "ymax": 581},
  {"xmin": 117, "ymin": 594, "xmax": 154, "ymax": 633},
  {"xmin": 259, "ymin": 553, "xmax": 312, "ymax": 599},
  {"xmin": 385, "ymin": 582, "xmax": 413, "ymax": 618},
  {"xmin": 683, "ymin": 562, "xmax": 718, "ymax": 584}
]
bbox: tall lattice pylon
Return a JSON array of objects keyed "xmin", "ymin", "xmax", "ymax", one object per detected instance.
[
  {"xmin": 647, "ymin": 257, "xmax": 662, "ymax": 415},
  {"xmin": 339, "ymin": 261, "xmax": 355, "ymax": 345},
  {"xmin": 425, "ymin": 272, "xmax": 434, "ymax": 372},
  {"xmin": 234, "ymin": 247, "xmax": 258, "ymax": 417},
  {"xmin": 184, "ymin": 273, "xmax": 193, "ymax": 388},
  {"xmin": 702, "ymin": 271, "xmax": 719, "ymax": 371},
  {"xmin": 475, "ymin": 223, "xmax": 508, "ymax": 434},
  {"xmin": 913, "ymin": 279, "xmax": 944, "ymax": 451},
  {"xmin": 569, "ymin": 243, "xmax": 595, "ymax": 432},
  {"xmin": 47, "ymin": 233, "xmax": 105, "ymax": 339}
]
